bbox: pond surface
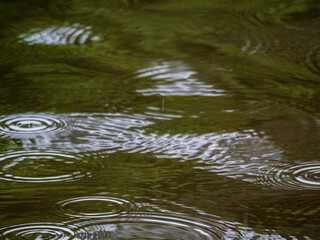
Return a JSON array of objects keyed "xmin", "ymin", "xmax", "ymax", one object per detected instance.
[{"xmin": 0, "ymin": 0, "xmax": 319, "ymax": 239}]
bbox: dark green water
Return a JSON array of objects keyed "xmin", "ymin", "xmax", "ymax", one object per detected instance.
[{"xmin": 0, "ymin": 0, "xmax": 319, "ymax": 239}]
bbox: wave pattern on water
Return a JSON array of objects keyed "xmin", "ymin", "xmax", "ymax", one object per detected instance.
[
  {"xmin": 67, "ymin": 112, "xmax": 155, "ymax": 153},
  {"xmin": 0, "ymin": 215, "xmax": 287, "ymax": 240},
  {"xmin": 254, "ymin": 163, "xmax": 320, "ymax": 190},
  {"xmin": 68, "ymin": 208, "xmax": 288, "ymax": 240},
  {"xmin": 0, "ymin": 195, "xmax": 289, "ymax": 240},
  {"xmin": 57, "ymin": 196, "xmax": 143, "ymax": 219},
  {"xmin": 232, "ymin": 4, "xmax": 320, "ymax": 61},
  {"xmin": 0, "ymin": 222, "xmax": 75, "ymax": 240},
  {"xmin": 0, "ymin": 113, "xmax": 285, "ymax": 188},
  {"xmin": 68, "ymin": 115, "xmax": 320, "ymax": 191},
  {"xmin": 11, "ymin": 114, "xmax": 281, "ymax": 187},
  {"xmin": 0, "ymin": 113, "xmax": 68, "ymax": 137},
  {"xmin": 1, "ymin": 112, "xmax": 318, "ymax": 191},
  {"xmin": 240, "ymin": 34, "xmax": 280, "ymax": 56},
  {"xmin": 122, "ymin": 130, "xmax": 284, "ymax": 182},
  {"xmin": 18, "ymin": 23, "xmax": 100, "ymax": 45},
  {"xmin": 0, "ymin": 151, "xmax": 89, "ymax": 183},
  {"xmin": 70, "ymin": 212, "xmax": 235, "ymax": 240},
  {"xmin": 143, "ymin": 106, "xmax": 184, "ymax": 120},
  {"xmin": 136, "ymin": 61, "xmax": 226, "ymax": 97}
]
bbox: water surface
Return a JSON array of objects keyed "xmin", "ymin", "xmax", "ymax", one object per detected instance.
[{"xmin": 0, "ymin": 0, "xmax": 319, "ymax": 239}]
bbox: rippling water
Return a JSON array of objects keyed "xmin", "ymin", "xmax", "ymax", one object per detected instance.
[
  {"xmin": 0, "ymin": 113, "xmax": 68, "ymax": 137},
  {"xmin": 0, "ymin": 223, "xmax": 75, "ymax": 240},
  {"xmin": 18, "ymin": 23, "xmax": 100, "ymax": 45},
  {"xmin": 0, "ymin": 201, "xmax": 287, "ymax": 239},
  {"xmin": 56, "ymin": 196, "xmax": 144, "ymax": 219},
  {"xmin": 254, "ymin": 163, "xmax": 320, "ymax": 190},
  {"xmin": 0, "ymin": 151, "xmax": 89, "ymax": 183},
  {"xmin": 0, "ymin": 0, "xmax": 319, "ymax": 239},
  {"xmin": 136, "ymin": 61, "xmax": 226, "ymax": 97}
]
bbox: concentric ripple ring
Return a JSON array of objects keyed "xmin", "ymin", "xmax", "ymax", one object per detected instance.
[
  {"xmin": 57, "ymin": 196, "xmax": 140, "ymax": 218},
  {"xmin": 0, "ymin": 114, "xmax": 67, "ymax": 135},
  {"xmin": 0, "ymin": 222, "xmax": 75, "ymax": 240},
  {"xmin": 70, "ymin": 212, "xmax": 229, "ymax": 240},
  {"xmin": 255, "ymin": 163, "xmax": 320, "ymax": 190},
  {"xmin": 293, "ymin": 164, "xmax": 320, "ymax": 187},
  {"xmin": 0, "ymin": 151, "xmax": 88, "ymax": 183}
]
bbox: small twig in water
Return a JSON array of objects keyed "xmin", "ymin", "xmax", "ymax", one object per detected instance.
[{"xmin": 162, "ymin": 98, "xmax": 165, "ymax": 112}]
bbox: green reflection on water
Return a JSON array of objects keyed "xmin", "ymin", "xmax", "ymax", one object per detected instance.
[{"xmin": 0, "ymin": 0, "xmax": 319, "ymax": 239}]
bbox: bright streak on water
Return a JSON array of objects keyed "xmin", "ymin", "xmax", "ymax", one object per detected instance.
[
  {"xmin": 18, "ymin": 23, "xmax": 100, "ymax": 45},
  {"xmin": 136, "ymin": 61, "xmax": 226, "ymax": 97}
]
